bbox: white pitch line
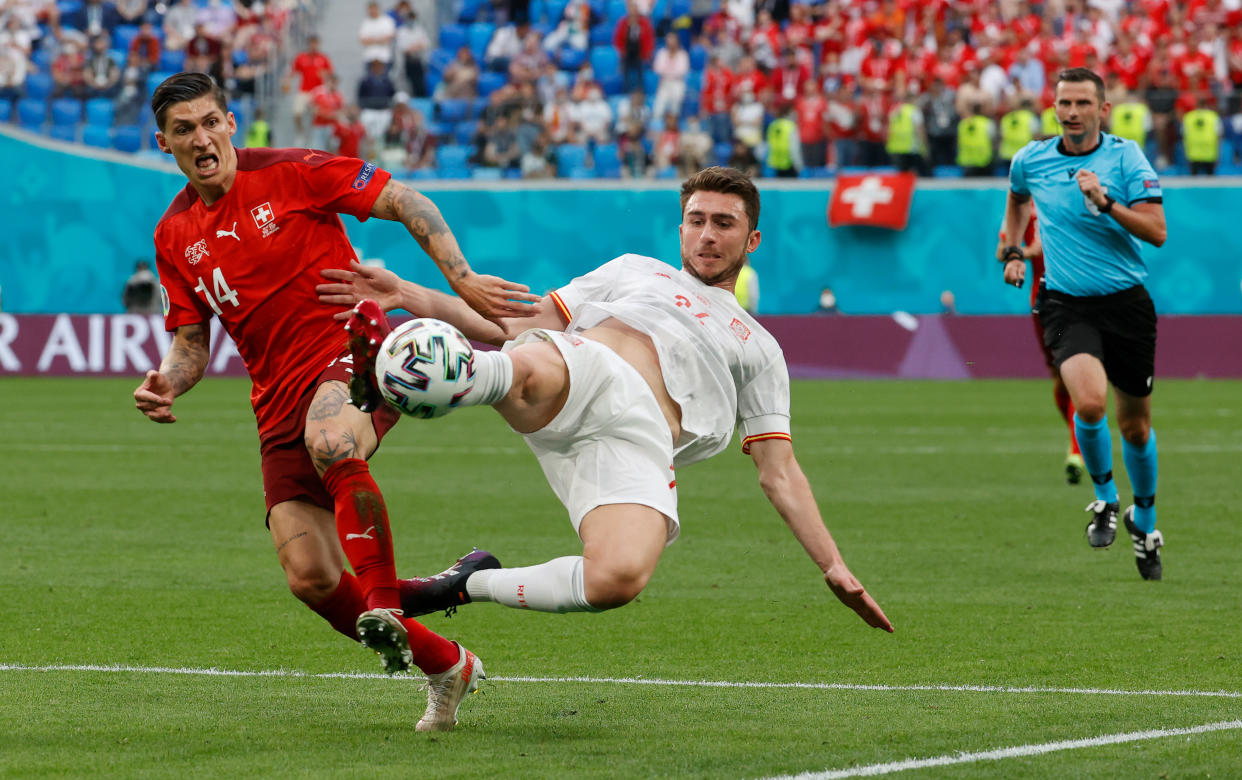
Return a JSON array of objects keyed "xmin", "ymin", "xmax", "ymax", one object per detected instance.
[
  {"xmin": 762, "ymin": 719, "xmax": 1242, "ymax": 780},
  {"xmin": 1, "ymin": 664, "xmax": 1240, "ymax": 701}
]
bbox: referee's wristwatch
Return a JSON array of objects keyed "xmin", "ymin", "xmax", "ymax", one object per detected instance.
[
  {"xmin": 1098, "ymin": 195, "xmax": 1116, "ymax": 214},
  {"xmin": 1000, "ymin": 245, "xmax": 1024, "ymax": 264}
]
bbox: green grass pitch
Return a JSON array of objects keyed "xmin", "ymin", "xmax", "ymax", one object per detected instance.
[{"xmin": 2, "ymin": 377, "xmax": 1239, "ymax": 778}]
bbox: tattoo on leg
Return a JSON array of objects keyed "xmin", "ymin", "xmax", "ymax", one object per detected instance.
[
  {"xmin": 310, "ymin": 428, "xmax": 359, "ymax": 473},
  {"xmin": 277, "ymin": 531, "xmax": 308, "ymax": 553},
  {"xmin": 308, "ymin": 384, "xmax": 351, "ymax": 421}
]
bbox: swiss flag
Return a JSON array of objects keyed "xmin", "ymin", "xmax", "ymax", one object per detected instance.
[{"xmin": 827, "ymin": 172, "xmax": 917, "ymax": 230}]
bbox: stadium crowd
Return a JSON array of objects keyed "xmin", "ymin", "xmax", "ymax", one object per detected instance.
[{"xmin": 3, "ymin": 0, "xmax": 1242, "ymax": 177}]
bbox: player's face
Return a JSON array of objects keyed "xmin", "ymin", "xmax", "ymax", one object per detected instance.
[
  {"xmin": 156, "ymin": 96, "xmax": 238, "ymax": 201},
  {"xmin": 1055, "ymin": 81, "xmax": 1110, "ymax": 145},
  {"xmin": 679, "ymin": 191, "xmax": 761, "ymax": 288}
]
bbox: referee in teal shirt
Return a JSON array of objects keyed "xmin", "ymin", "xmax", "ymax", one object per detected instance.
[{"xmin": 1001, "ymin": 68, "xmax": 1169, "ymax": 580}]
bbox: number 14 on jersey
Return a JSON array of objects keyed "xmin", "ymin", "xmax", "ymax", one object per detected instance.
[{"xmin": 194, "ymin": 268, "xmax": 240, "ymax": 315}]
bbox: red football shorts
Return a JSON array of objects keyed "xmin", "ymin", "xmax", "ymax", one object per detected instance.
[{"xmin": 259, "ymin": 352, "xmax": 401, "ymax": 516}]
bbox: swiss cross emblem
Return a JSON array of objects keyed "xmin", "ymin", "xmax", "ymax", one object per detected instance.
[
  {"xmin": 251, "ymin": 202, "xmax": 274, "ymax": 226},
  {"xmin": 729, "ymin": 318, "xmax": 751, "ymax": 342}
]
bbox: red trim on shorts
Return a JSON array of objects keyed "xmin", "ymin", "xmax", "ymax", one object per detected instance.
[
  {"xmin": 548, "ymin": 291, "xmax": 572, "ymax": 325},
  {"xmin": 741, "ymin": 432, "xmax": 793, "ymax": 454}
]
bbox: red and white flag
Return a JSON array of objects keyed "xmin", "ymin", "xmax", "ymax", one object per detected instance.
[{"xmin": 827, "ymin": 172, "xmax": 917, "ymax": 230}]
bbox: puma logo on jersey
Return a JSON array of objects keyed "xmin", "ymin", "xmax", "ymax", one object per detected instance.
[
  {"xmin": 216, "ymin": 221, "xmax": 240, "ymax": 241},
  {"xmin": 345, "ymin": 526, "xmax": 376, "ymax": 541}
]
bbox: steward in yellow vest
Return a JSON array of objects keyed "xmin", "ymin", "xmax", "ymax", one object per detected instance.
[
  {"xmin": 244, "ymin": 113, "xmax": 272, "ymax": 148},
  {"xmin": 957, "ymin": 106, "xmax": 995, "ymax": 176},
  {"xmin": 886, "ymin": 98, "xmax": 927, "ymax": 175},
  {"xmin": 1182, "ymin": 103, "xmax": 1220, "ymax": 175},
  {"xmin": 999, "ymin": 106, "xmax": 1036, "ymax": 161},
  {"xmin": 1111, "ymin": 101, "xmax": 1149, "ymax": 148},
  {"xmin": 1040, "ymin": 105, "xmax": 1061, "ymax": 139},
  {"xmin": 766, "ymin": 115, "xmax": 799, "ymax": 177}
]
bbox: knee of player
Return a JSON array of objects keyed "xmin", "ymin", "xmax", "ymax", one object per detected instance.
[
  {"xmin": 1117, "ymin": 418, "xmax": 1151, "ymax": 445},
  {"xmin": 1074, "ymin": 398, "xmax": 1107, "ymax": 422},
  {"xmin": 584, "ymin": 565, "xmax": 652, "ymax": 610},
  {"xmin": 284, "ymin": 566, "xmax": 339, "ymax": 605},
  {"xmin": 303, "ymin": 423, "xmax": 360, "ymax": 470}
]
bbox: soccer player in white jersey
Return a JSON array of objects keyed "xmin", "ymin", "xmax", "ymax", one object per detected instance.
[{"xmin": 319, "ymin": 167, "xmax": 893, "ymax": 633}]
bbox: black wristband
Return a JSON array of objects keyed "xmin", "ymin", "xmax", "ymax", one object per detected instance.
[
  {"xmin": 1001, "ymin": 246, "xmax": 1024, "ymax": 264},
  {"xmin": 1099, "ymin": 195, "xmax": 1115, "ymax": 214}
]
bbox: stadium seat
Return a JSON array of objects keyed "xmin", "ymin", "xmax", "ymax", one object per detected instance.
[
  {"xmin": 605, "ymin": 0, "xmax": 628, "ymax": 22},
  {"xmin": 467, "ymin": 23, "xmax": 495, "ymax": 61},
  {"xmin": 409, "ymin": 97, "xmax": 434, "ymax": 119},
  {"xmin": 56, "ymin": 0, "xmax": 83, "ymax": 16},
  {"xmin": 458, "ymin": 0, "xmax": 485, "ymax": 22},
  {"xmin": 112, "ymin": 25, "xmax": 140, "ymax": 51},
  {"xmin": 85, "ymin": 97, "xmax": 114, "ymax": 127},
  {"xmin": 47, "ymin": 124, "xmax": 76, "ymax": 143},
  {"xmin": 478, "ymin": 71, "xmax": 507, "ymax": 97},
  {"xmin": 0, "ymin": 99, "xmax": 10, "ymax": 123},
  {"xmin": 554, "ymin": 143, "xmax": 587, "ymax": 177},
  {"xmin": 159, "ymin": 49, "xmax": 186, "ymax": 72},
  {"xmin": 528, "ymin": 0, "xmax": 546, "ymax": 23},
  {"xmin": 24, "ymin": 72, "xmax": 53, "ymax": 101},
  {"xmin": 146, "ymin": 71, "xmax": 174, "ymax": 97},
  {"xmin": 588, "ymin": 24, "xmax": 612, "ymax": 47},
  {"xmin": 545, "ymin": 0, "xmax": 569, "ymax": 23},
  {"xmin": 112, "ymin": 124, "xmax": 142, "ymax": 153},
  {"xmin": 680, "ymin": 95, "xmax": 699, "ymax": 118},
  {"xmin": 650, "ymin": 0, "xmax": 669, "ymax": 20},
  {"xmin": 669, "ymin": 0, "xmax": 691, "ymax": 17},
  {"xmin": 557, "ymin": 46, "xmax": 587, "ymax": 70},
  {"xmin": 439, "ymin": 24, "xmax": 467, "ymax": 51},
  {"xmin": 688, "ymin": 44, "xmax": 707, "ymax": 71},
  {"xmin": 713, "ymin": 142, "xmax": 732, "ymax": 166},
  {"xmin": 642, "ymin": 69, "xmax": 658, "ymax": 95},
  {"xmin": 471, "ymin": 167, "xmax": 503, "ymax": 180},
  {"xmin": 436, "ymin": 144, "xmax": 472, "ymax": 169},
  {"xmin": 589, "ymin": 47, "xmax": 620, "ymax": 82},
  {"xmin": 454, "ymin": 120, "xmax": 478, "ymax": 145},
  {"xmin": 16, "ymin": 98, "xmax": 46, "ymax": 131},
  {"xmin": 32, "ymin": 46, "xmax": 54, "ymax": 72},
  {"xmin": 437, "ymin": 98, "xmax": 470, "ymax": 123},
  {"xmin": 82, "ymin": 124, "xmax": 111, "ymax": 148},
  {"xmin": 592, "ymin": 142, "xmax": 621, "ymax": 177},
  {"xmin": 437, "ymin": 164, "xmax": 472, "ymax": 179},
  {"xmin": 50, "ymin": 98, "xmax": 82, "ymax": 127},
  {"xmin": 429, "ymin": 47, "xmax": 456, "ymax": 76}
]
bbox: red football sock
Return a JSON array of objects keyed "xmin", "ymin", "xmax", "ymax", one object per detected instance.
[
  {"xmin": 404, "ymin": 617, "xmax": 461, "ymax": 674},
  {"xmin": 1053, "ymin": 384, "xmax": 1081, "ymax": 454},
  {"xmin": 322, "ymin": 458, "xmax": 399, "ymax": 611},
  {"xmin": 309, "ymin": 570, "xmax": 366, "ymax": 641}
]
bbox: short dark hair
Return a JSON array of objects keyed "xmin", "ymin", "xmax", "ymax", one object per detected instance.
[
  {"xmin": 1055, "ymin": 67, "xmax": 1105, "ymax": 102},
  {"xmin": 680, "ymin": 167, "xmax": 760, "ymax": 232},
  {"xmin": 151, "ymin": 72, "xmax": 228, "ymax": 131}
]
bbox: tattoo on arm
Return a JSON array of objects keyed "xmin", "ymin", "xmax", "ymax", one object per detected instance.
[
  {"xmin": 162, "ymin": 324, "xmax": 209, "ymax": 396},
  {"xmin": 376, "ymin": 181, "xmax": 471, "ymax": 281}
]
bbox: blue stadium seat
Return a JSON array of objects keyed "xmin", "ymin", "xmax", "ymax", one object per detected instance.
[
  {"xmin": 669, "ymin": 0, "xmax": 691, "ymax": 17},
  {"xmin": 642, "ymin": 69, "xmax": 658, "ymax": 95},
  {"xmin": 112, "ymin": 124, "xmax": 142, "ymax": 153},
  {"xmin": 0, "ymin": 99, "xmax": 10, "ymax": 122},
  {"xmin": 528, "ymin": 0, "xmax": 546, "ymax": 23},
  {"xmin": 933, "ymin": 165, "xmax": 964, "ymax": 178},
  {"xmin": 599, "ymin": 73, "xmax": 623, "ymax": 96},
  {"xmin": 566, "ymin": 164, "xmax": 595, "ymax": 179},
  {"xmin": 17, "ymin": 98, "xmax": 46, "ymax": 131},
  {"xmin": 409, "ymin": 97, "xmax": 434, "ymax": 119},
  {"xmin": 48, "ymin": 124, "xmax": 77, "ymax": 143},
  {"xmin": 50, "ymin": 98, "xmax": 82, "ymax": 127},
  {"xmin": 56, "ymin": 0, "xmax": 83, "ymax": 16},
  {"xmin": 650, "ymin": 0, "xmax": 669, "ymax": 19},
  {"xmin": 24, "ymin": 72, "xmax": 53, "ymax": 100},
  {"xmin": 159, "ymin": 49, "xmax": 186, "ymax": 72},
  {"xmin": 85, "ymin": 97, "xmax": 115, "ymax": 127},
  {"xmin": 437, "ymin": 165, "xmax": 472, "ymax": 179},
  {"xmin": 454, "ymin": 120, "xmax": 478, "ymax": 145},
  {"xmin": 680, "ymin": 94, "xmax": 699, "ymax": 118},
  {"xmin": 688, "ymin": 43, "xmax": 707, "ymax": 71},
  {"xmin": 436, "ymin": 144, "xmax": 472, "ymax": 169},
  {"xmin": 32, "ymin": 46, "xmax": 55, "ymax": 72},
  {"xmin": 545, "ymin": 0, "xmax": 569, "ymax": 23},
  {"xmin": 605, "ymin": 0, "xmax": 628, "ymax": 22},
  {"xmin": 146, "ymin": 71, "xmax": 174, "ymax": 97},
  {"xmin": 471, "ymin": 167, "xmax": 503, "ymax": 180},
  {"xmin": 468, "ymin": 22, "xmax": 495, "ymax": 61},
  {"xmin": 713, "ymin": 142, "xmax": 732, "ymax": 165},
  {"xmin": 428, "ymin": 47, "xmax": 455, "ymax": 76},
  {"xmin": 82, "ymin": 124, "xmax": 111, "ymax": 148},
  {"xmin": 685, "ymin": 70, "xmax": 702, "ymax": 93},
  {"xmin": 556, "ymin": 46, "xmax": 587, "ymax": 70},
  {"xmin": 592, "ymin": 142, "xmax": 621, "ymax": 177},
  {"xmin": 589, "ymin": 47, "xmax": 620, "ymax": 82},
  {"xmin": 555, "ymin": 143, "xmax": 587, "ymax": 177},
  {"xmin": 458, "ymin": 0, "xmax": 485, "ymax": 22},
  {"xmin": 437, "ymin": 98, "xmax": 470, "ymax": 123},
  {"xmin": 439, "ymin": 24, "xmax": 467, "ymax": 51},
  {"xmin": 589, "ymin": 24, "xmax": 612, "ymax": 47},
  {"xmin": 478, "ymin": 71, "xmax": 507, "ymax": 97},
  {"xmin": 112, "ymin": 25, "xmax": 140, "ymax": 51}
]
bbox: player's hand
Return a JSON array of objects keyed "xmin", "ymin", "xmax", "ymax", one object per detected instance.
[
  {"xmin": 318, "ymin": 261, "xmax": 402, "ymax": 320},
  {"xmin": 134, "ymin": 370, "xmax": 177, "ymax": 423},
  {"xmin": 1076, "ymin": 169, "xmax": 1107, "ymax": 206},
  {"xmin": 1003, "ymin": 259, "xmax": 1026, "ymax": 288},
  {"xmin": 450, "ymin": 271, "xmax": 541, "ymax": 322},
  {"xmin": 825, "ymin": 563, "xmax": 894, "ymax": 632}
]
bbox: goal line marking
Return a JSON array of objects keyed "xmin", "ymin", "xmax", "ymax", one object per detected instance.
[
  {"xmin": 759, "ymin": 719, "xmax": 1242, "ymax": 779},
  {"xmin": 2, "ymin": 664, "xmax": 1240, "ymax": 701}
]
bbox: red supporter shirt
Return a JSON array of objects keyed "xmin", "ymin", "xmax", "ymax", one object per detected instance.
[
  {"xmin": 154, "ymin": 149, "xmax": 392, "ymax": 438},
  {"xmin": 291, "ymin": 51, "xmax": 332, "ymax": 93}
]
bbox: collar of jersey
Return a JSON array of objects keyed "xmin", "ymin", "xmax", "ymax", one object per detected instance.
[{"xmin": 1056, "ymin": 135, "xmax": 1104, "ymax": 157}]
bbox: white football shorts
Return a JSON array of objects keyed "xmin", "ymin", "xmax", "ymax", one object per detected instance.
[{"xmin": 504, "ymin": 329, "xmax": 680, "ymax": 545}]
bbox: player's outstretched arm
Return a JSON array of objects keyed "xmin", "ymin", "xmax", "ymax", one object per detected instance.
[
  {"xmin": 747, "ymin": 437, "xmax": 894, "ymax": 632},
  {"xmin": 133, "ymin": 323, "xmax": 209, "ymax": 423},
  {"xmin": 318, "ymin": 261, "xmax": 566, "ymax": 346},
  {"xmin": 368, "ymin": 180, "xmax": 541, "ymax": 321}
]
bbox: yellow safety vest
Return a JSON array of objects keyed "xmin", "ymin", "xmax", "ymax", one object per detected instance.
[
  {"xmin": 999, "ymin": 109, "xmax": 1035, "ymax": 160},
  {"xmin": 885, "ymin": 103, "xmax": 917, "ymax": 155},
  {"xmin": 766, "ymin": 118, "xmax": 795, "ymax": 170},
  {"xmin": 957, "ymin": 116, "xmax": 994, "ymax": 168},
  {"xmin": 1111, "ymin": 102, "xmax": 1149, "ymax": 148},
  {"xmin": 244, "ymin": 119, "xmax": 271, "ymax": 149},
  {"xmin": 1041, "ymin": 106, "xmax": 1061, "ymax": 137},
  {"xmin": 735, "ymin": 264, "xmax": 758, "ymax": 312},
  {"xmin": 1182, "ymin": 109, "xmax": 1220, "ymax": 163}
]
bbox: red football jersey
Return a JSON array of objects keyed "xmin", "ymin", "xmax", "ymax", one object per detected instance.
[{"xmin": 154, "ymin": 148, "xmax": 392, "ymax": 438}]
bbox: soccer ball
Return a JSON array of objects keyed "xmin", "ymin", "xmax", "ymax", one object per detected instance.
[{"xmin": 376, "ymin": 318, "xmax": 475, "ymax": 418}]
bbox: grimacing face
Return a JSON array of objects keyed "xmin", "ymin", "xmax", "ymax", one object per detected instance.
[
  {"xmin": 156, "ymin": 95, "xmax": 238, "ymax": 202},
  {"xmin": 1055, "ymin": 80, "xmax": 1110, "ymax": 146},
  {"xmin": 679, "ymin": 190, "xmax": 761, "ymax": 287}
]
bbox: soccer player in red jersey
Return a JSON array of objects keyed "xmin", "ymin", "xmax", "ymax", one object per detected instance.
[
  {"xmin": 132, "ymin": 73, "xmax": 536, "ymax": 730},
  {"xmin": 997, "ymin": 208, "xmax": 1085, "ymax": 485}
]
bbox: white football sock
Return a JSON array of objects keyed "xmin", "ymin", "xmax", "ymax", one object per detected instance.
[
  {"xmin": 464, "ymin": 349, "xmax": 513, "ymax": 406},
  {"xmin": 465, "ymin": 556, "xmax": 600, "ymax": 613}
]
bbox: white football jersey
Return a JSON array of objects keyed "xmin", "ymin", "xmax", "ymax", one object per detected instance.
[{"xmin": 549, "ymin": 253, "xmax": 791, "ymax": 466}]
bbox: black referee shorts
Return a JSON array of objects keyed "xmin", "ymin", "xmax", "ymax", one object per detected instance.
[{"xmin": 1036, "ymin": 283, "xmax": 1158, "ymax": 398}]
